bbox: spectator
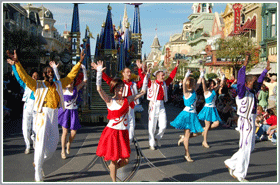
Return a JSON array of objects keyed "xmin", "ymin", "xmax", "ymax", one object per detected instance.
[
  {"xmin": 227, "ymin": 75, "xmax": 235, "ymax": 88},
  {"xmin": 267, "ymin": 125, "xmax": 277, "ymax": 145},
  {"xmin": 258, "ymin": 84, "xmax": 269, "ymax": 110},
  {"xmin": 264, "ymin": 74, "xmax": 277, "ymax": 109},
  {"xmin": 256, "ymin": 109, "xmax": 277, "ymax": 141}
]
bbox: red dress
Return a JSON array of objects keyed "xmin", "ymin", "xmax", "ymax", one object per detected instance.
[{"xmin": 96, "ymin": 98, "xmax": 131, "ymax": 161}]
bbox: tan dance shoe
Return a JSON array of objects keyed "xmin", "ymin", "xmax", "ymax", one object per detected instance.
[
  {"xmin": 184, "ymin": 155, "xmax": 194, "ymax": 162},
  {"xmin": 202, "ymin": 141, "xmax": 210, "ymax": 148},
  {"xmin": 61, "ymin": 152, "xmax": 66, "ymax": 160},
  {"xmin": 178, "ymin": 135, "xmax": 184, "ymax": 146}
]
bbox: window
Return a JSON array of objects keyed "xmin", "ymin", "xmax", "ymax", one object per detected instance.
[{"xmin": 271, "ymin": 13, "xmax": 276, "ymax": 37}]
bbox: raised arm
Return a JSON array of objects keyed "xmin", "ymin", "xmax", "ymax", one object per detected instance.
[
  {"xmin": 256, "ymin": 59, "xmax": 270, "ymax": 92},
  {"xmin": 200, "ymin": 69, "xmax": 207, "ymax": 93},
  {"xmin": 7, "ymin": 50, "xmax": 37, "ymax": 92},
  {"xmin": 214, "ymin": 72, "xmax": 225, "ymax": 92},
  {"xmin": 165, "ymin": 60, "xmax": 179, "ymax": 86},
  {"xmin": 237, "ymin": 53, "xmax": 249, "ymax": 99},
  {"xmin": 91, "ymin": 61, "xmax": 112, "ymax": 85},
  {"xmin": 61, "ymin": 50, "xmax": 85, "ymax": 88},
  {"xmin": 136, "ymin": 60, "xmax": 145, "ymax": 88},
  {"xmin": 127, "ymin": 68, "xmax": 150, "ymax": 104},
  {"xmin": 182, "ymin": 69, "xmax": 191, "ymax": 95},
  {"xmin": 8, "ymin": 60, "xmax": 26, "ymax": 89},
  {"xmin": 95, "ymin": 61, "xmax": 111, "ymax": 104},
  {"xmin": 49, "ymin": 61, "xmax": 60, "ymax": 81},
  {"xmin": 76, "ymin": 64, "xmax": 88, "ymax": 91}
]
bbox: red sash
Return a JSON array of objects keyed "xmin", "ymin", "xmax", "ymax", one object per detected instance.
[{"xmin": 107, "ymin": 98, "xmax": 129, "ymax": 120}]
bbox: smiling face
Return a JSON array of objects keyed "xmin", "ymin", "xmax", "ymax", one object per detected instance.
[
  {"xmin": 156, "ymin": 71, "xmax": 165, "ymax": 82},
  {"xmin": 43, "ymin": 67, "xmax": 54, "ymax": 83},
  {"xmin": 122, "ymin": 68, "xmax": 131, "ymax": 81}
]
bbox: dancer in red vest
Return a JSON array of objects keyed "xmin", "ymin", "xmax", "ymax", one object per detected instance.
[
  {"xmin": 92, "ymin": 61, "xmax": 149, "ymax": 182},
  {"xmin": 92, "ymin": 60, "xmax": 145, "ymax": 143}
]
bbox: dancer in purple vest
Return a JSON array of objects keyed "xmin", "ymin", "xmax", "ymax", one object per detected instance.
[
  {"xmin": 224, "ymin": 52, "xmax": 270, "ymax": 182},
  {"xmin": 57, "ymin": 64, "xmax": 87, "ymax": 159}
]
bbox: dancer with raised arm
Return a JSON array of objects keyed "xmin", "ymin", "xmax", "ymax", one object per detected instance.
[
  {"xmin": 7, "ymin": 59, "xmax": 39, "ymax": 154},
  {"xmin": 147, "ymin": 60, "xmax": 179, "ymax": 150},
  {"xmin": 170, "ymin": 69, "xmax": 204, "ymax": 162},
  {"xmin": 197, "ymin": 70, "xmax": 225, "ymax": 148},
  {"xmin": 224, "ymin": 52, "xmax": 270, "ymax": 182},
  {"xmin": 92, "ymin": 60, "xmax": 145, "ymax": 143},
  {"xmin": 6, "ymin": 49, "xmax": 85, "ymax": 182},
  {"xmin": 92, "ymin": 61, "xmax": 149, "ymax": 182},
  {"xmin": 53, "ymin": 62, "xmax": 88, "ymax": 159}
]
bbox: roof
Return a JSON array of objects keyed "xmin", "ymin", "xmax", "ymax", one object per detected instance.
[{"xmin": 151, "ymin": 35, "xmax": 160, "ymax": 48}]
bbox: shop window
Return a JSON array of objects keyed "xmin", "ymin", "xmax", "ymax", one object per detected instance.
[{"xmin": 271, "ymin": 13, "xmax": 276, "ymax": 37}]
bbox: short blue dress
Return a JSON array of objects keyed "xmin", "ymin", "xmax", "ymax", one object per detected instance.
[
  {"xmin": 170, "ymin": 91, "xmax": 204, "ymax": 133},
  {"xmin": 197, "ymin": 90, "xmax": 222, "ymax": 122}
]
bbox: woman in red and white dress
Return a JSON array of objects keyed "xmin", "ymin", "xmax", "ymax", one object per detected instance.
[{"xmin": 92, "ymin": 61, "xmax": 149, "ymax": 182}]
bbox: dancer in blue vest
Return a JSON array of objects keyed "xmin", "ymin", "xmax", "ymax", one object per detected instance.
[
  {"xmin": 170, "ymin": 69, "xmax": 204, "ymax": 162},
  {"xmin": 197, "ymin": 70, "xmax": 225, "ymax": 148}
]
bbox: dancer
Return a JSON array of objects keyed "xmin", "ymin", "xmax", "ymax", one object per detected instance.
[
  {"xmin": 92, "ymin": 60, "xmax": 145, "ymax": 143},
  {"xmin": 224, "ymin": 53, "xmax": 270, "ymax": 182},
  {"xmin": 93, "ymin": 61, "xmax": 149, "ymax": 182},
  {"xmin": 147, "ymin": 60, "xmax": 179, "ymax": 150},
  {"xmin": 7, "ymin": 60, "xmax": 39, "ymax": 154},
  {"xmin": 197, "ymin": 70, "xmax": 225, "ymax": 148},
  {"xmin": 54, "ymin": 62, "xmax": 88, "ymax": 159},
  {"xmin": 170, "ymin": 69, "xmax": 204, "ymax": 162},
  {"xmin": 6, "ymin": 49, "xmax": 85, "ymax": 182}
]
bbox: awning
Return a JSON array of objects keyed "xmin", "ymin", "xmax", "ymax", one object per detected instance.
[
  {"xmin": 244, "ymin": 16, "xmax": 256, "ymax": 30},
  {"xmin": 246, "ymin": 61, "xmax": 277, "ymax": 75}
]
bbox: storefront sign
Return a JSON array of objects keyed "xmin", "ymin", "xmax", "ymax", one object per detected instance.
[{"xmin": 232, "ymin": 3, "xmax": 243, "ymax": 34}]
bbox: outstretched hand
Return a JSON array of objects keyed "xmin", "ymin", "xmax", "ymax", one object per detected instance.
[
  {"xmin": 6, "ymin": 50, "xmax": 18, "ymax": 62},
  {"xmin": 79, "ymin": 49, "xmax": 86, "ymax": 63},
  {"xmin": 266, "ymin": 58, "xmax": 271, "ymax": 71},
  {"xmin": 244, "ymin": 52, "xmax": 250, "ymax": 66},
  {"xmin": 49, "ymin": 61, "xmax": 59, "ymax": 68},
  {"xmin": 136, "ymin": 59, "xmax": 142, "ymax": 69},
  {"xmin": 92, "ymin": 60, "xmax": 106, "ymax": 72},
  {"xmin": 7, "ymin": 59, "xmax": 15, "ymax": 65},
  {"xmin": 176, "ymin": 60, "xmax": 180, "ymax": 67}
]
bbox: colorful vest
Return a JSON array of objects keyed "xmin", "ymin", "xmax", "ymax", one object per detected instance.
[
  {"xmin": 122, "ymin": 82, "xmax": 139, "ymax": 105},
  {"xmin": 106, "ymin": 98, "xmax": 129, "ymax": 130},
  {"xmin": 147, "ymin": 81, "xmax": 168, "ymax": 102},
  {"xmin": 236, "ymin": 90, "xmax": 255, "ymax": 119},
  {"xmin": 33, "ymin": 80, "xmax": 65, "ymax": 113}
]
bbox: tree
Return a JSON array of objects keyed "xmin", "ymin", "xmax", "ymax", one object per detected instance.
[
  {"xmin": 4, "ymin": 29, "xmax": 44, "ymax": 67},
  {"xmin": 215, "ymin": 35, "xmax": 259, "ymax": 78}
]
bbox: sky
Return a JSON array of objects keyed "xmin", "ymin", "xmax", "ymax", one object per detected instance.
[{"xmin": 20, "ymin": 2, "xmax": 227, "ymax": 59}]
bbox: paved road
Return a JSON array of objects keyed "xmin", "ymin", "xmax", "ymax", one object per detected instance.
[{"xmin": 2, "ymin": 101, "xmax": 278, "ymax": 182}]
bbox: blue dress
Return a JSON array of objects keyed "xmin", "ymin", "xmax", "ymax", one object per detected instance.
[
  {"xmin": 170, "ymin": 91, "xmax": 204, "ymax": 133},
  {"xmin": 197, "ymin": 90, "xmax": 222, "ymax": 122}
]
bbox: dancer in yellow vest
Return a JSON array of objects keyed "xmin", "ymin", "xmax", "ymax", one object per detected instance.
[{"xmin": 6, "ymin": 49, "xmax": 85, "ymax": 182}]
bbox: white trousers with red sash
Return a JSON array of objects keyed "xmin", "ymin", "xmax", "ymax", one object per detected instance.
[
  {"xmin": 33, "ymin": 107, "xmax": 59, "ymax": 181},
  {"xmin": 148, "ymin": 100, "xmax": 167, "ymax": 147},
  {"xmin": 224, "ymin": 114, "xmax": 256, "ymax": 179}
]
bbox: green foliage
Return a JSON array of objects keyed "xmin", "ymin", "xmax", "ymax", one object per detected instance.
[
  {"xmin": 192, "ymin": 71, "xmax": 200, "ymax": 80},
  {"xmin": 215, "ymin": 35, "xmax": 258, "ymax": 73},
  {"xmin": 206, "ymin": 73, "xmax": 218, "ymax": 80}
]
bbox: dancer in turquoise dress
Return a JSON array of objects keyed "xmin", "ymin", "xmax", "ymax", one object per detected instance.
[
  {"xmin": 170, "ymin": 69, "xmax": 204, "ymax": 162},
  {"xmin": 198, "ymin": 70, "xmax": 225, "ymax": 148}
]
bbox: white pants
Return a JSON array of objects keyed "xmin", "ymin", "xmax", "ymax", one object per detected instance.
[
  {"xmin": 22, "ymin": 99, "xmax": 35, "ymax": 149},
  {"xmin": 224, "ymin": 114, "xmax": 256, "ymax": 179},
  {"xmin": 126, "ymin": 106, "xmax": 135, "ymax": 143},
  {"xmin": 34, "ymin": 107, "xmax": 59, "ymax": 181},
  {"xmin": 148, "ymin": 100, "xmax": 167, "ymax": 147}
]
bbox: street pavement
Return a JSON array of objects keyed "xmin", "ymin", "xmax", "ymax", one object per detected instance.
[{"xmin": 2, "ymin": 100, "xmax": 278, "ymax": 183}]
